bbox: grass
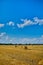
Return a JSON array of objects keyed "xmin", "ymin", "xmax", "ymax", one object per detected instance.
[{"xmin": 0, "ymin": 45, "xmax": 43, "ymax": 65}]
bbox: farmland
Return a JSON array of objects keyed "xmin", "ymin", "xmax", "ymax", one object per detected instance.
[{"xmin": 0, "ymin": 45, "xmax": 43, "ymax": 65}]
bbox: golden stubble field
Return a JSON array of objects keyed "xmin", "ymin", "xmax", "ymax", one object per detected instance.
[{"xmin": 0, "ymin": 45, "xmax": 43, "ymax": 65}]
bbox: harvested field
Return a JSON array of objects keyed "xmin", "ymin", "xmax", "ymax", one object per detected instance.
[{"xmin": 0, "ymin": 45, "xmax": 43, "ymax": 65}]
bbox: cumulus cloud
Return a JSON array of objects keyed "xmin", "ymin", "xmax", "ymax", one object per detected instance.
[
  {"xmin": 0, "ymin": 23, "xmax": 5, "ymax": 28},
  {"xmin": 0, "ymin": 32, "xmax": 6, "ymax": 41},
  {"xmin": 41, "ymin": 35, "xmax": 43, "ymax": 38},
  {"xmin": 33, "ymin": 17, "xmax": 43, "ymax": 25},
  {"xmin": 17, "ymin": 19, "xmax": 34, "ymax": 28},
  {"xmin": 0, "ymin": 34, "xmax": 43, "ymax": 44},
  {"xmin": 17, "ymin": 17, "xmax": 43, "ymax": 28},
  {"xmin": 0, "ymin": 33, "xmax": 11, "ymax": 43},
  {"xmin": 6, "ymin": 36, "xmax": 9, "ymax": 40},
  {"xmin": 7, "ymin": 21, "xmax": 14, "ymax": 26},
  {"xmin": 15, "ymin": 35, "xmax": 43, "ymax": 44},
  {"xmin": 0, "ymin": 32, "xmax": 6, "ymax": 37}
]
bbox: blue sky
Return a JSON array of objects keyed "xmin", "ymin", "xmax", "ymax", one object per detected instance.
[{"xmin": 0, "ymin": 0, "xmax": 43, "ymax": 43}]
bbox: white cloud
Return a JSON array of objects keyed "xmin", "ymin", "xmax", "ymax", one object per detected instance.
[
  {"xmin": 7, "ymin": 21, "xmax": 14, "ymax": 26},
  {"xmin": 0, "ymin": 23, "xmax": 4, "ymax": 28},
  {"xmin": 0, "ymin": 32, "xmax": 6, "ymax": 37},
  {"xmin": 17, "ymin": 17, "xmax": 43, "ymax": 28},
  {"xmin": 33, "ymin": 17, "xmax": 43, "ymax": 25},
  {"xmin": 15, "ymin": 35, "xmax": 43, "ymax": 44},
  {"xmin": 0, "ymin": 32, "xmax": 6, "ymax": 41},
  {"xmin": 41, "ymin": 35, "xmax": 43, "ymax": 38},
  {"xmin": 17, "ymin": 19, "xmax": 34, "ymax": 28},
  {"xmin": 0, "ymin": 17, "xmax": 43, "ymax": 28},
  {"xmin": 6, "ymin": 36, "xmax": 9, "ymax": 40},
  {"xmin": 0, "ymin": 35, "xmax": 43, "ymax": 44}
]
